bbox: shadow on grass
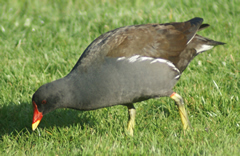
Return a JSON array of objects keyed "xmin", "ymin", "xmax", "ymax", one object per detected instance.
[
  {"xmin": 0, "ymin": 102, "xmax": 96, "ymax": 138},
  {"xmin": 0, "ymin": 100, "xmax": 172, "ymax": 138}
]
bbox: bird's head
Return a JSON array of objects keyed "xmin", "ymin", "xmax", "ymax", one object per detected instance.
[{"xmin": 32, "ymin": 82, "xmax": 62, "ymax": 131}]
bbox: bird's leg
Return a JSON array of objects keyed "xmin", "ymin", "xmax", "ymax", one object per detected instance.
[
  {"xmin": 126, "ymin": 104, "xmax": 136, "ymax": 136},
  {"xmin": 170, "ymin": 92, "xmax": 191, "ymax": 130}
]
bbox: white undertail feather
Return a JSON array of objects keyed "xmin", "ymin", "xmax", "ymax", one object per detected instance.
[{"xmin": 196, "ymin": 44, "xmax": 214, "ymax": 53}]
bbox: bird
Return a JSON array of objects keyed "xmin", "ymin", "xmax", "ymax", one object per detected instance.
[{"xmin": 32, "ymin": 17, "xmax": 225, "ymax": 136}]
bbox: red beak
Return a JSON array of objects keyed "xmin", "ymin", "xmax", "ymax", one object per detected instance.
[{"xmin": 32, "ymin": 101, "xmax": 43, "ymax": 131}]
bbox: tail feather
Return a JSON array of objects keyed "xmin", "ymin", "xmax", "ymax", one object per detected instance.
[
  {"xmin": 172, "ymin": 18, "xmax": 225, "ymax": 73},
  {"xmin": 195, "ymin": 34, "xmax": 225, "ymax": 45},
  {"xmin": 198, "ymin": 24, "xmax": 210, "ymax": 31},
  {"xmin": 194, "ymin": 34, "xmax": 225, "ymax": 53}
]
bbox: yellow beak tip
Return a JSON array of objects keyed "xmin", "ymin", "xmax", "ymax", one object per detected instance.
[{"xmin": 32, "ymin": 120, "xmax": 41, "ymax": 131}]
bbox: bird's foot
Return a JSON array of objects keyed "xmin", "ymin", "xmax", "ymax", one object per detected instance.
[
  {"xmin": 126, "ymin": 104, "xmax": 136, "ymax": 136},
  {"xmin": 170, "ymin": 92, "xmax": 192, "ymax": 131}
]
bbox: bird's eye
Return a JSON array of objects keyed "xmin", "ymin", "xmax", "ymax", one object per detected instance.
[{"xmin": 41, "ymin": 100, "xmax": 47, "ymax": 104}]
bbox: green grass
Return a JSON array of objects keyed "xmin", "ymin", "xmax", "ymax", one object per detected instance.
[{"xmin": 0, "ymin": 0, "xmax": 239, "ymax": 155}]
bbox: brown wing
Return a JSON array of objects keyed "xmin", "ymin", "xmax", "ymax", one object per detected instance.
[
  {"xmin": 106, "ymin": 18, "xmax": 203, "ymax": 59},
  {"xmin": 72, "ymin": 18, "xmax": 203, "ymax": 70}
]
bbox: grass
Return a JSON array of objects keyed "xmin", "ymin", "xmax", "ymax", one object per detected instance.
[{"xmin": 0, "ymin": 0, "xmax": 239, "ymax": 155}]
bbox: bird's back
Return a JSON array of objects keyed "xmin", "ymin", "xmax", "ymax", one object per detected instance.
[{"xmin": 71, "ymin": 17, "xmax": 224, "ymax": 74}]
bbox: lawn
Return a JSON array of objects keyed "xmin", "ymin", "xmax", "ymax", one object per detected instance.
[{"xmin": 0, "ymin": 0, "xmax": 239, "ymax": 155}]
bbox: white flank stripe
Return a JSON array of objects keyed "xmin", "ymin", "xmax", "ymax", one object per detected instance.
[
  {"xmin": 117, "ymin": 55, "xmax": 180, "ymax": 75},
  {"xmin": 117, "ymin": 57, "xmax": 125, "ymax": 61},
  {"xmin": 138, "ymin": 57, "xmax": 153, "ymax": 61},
  {"xmin": 150, "ymin": 59, "xmax": 168, "ymax": 64},
  {"xmin": 196, "ymin": 44, "xmax": 214, "ymax": 53},
  {"xmin": 150, "ymin": 58, "xmax": 180, "ymax": 73},
  {"xmin": 175, "ymin": 75, "xmax": 181, "ymax": 79},
  {"xmin": 128, "ymin": 55, "xmax": 140, "ymax": 63}
]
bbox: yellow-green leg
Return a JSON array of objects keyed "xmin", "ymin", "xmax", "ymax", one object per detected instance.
[
  {"xmin": 170, "ymin": 92, "xmax": 191, "ymax": 130},
  {"xmin": 126, "ymin": 104, "xmax": 136, "ymax": 136}
]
